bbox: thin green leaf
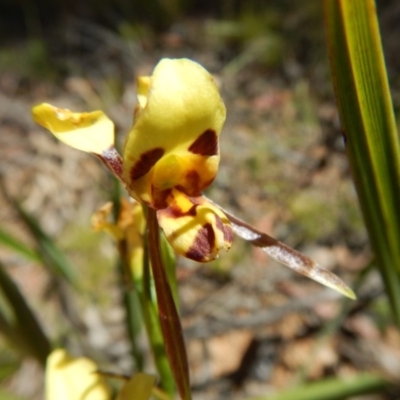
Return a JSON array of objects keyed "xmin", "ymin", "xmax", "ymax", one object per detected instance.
[
  {"xmin": 0, "ymin": 351, "xmax": 20, "ymax": 383},
  {"xmin": 247, "ymin": 374, "xmax": 389, "ymax": 400},
  {"xmin": 0, "ymin": 389, "xmax": 26, "ymax": 400},
  {"xmin": 0, "ymin": 227, "xmax": 40, "ymax": 263},
  {"xmin": 13, "ymin": 201, "xmax": 77, "ymax": 287},
  {"xmin": 0, "ymin": 261, "xmax": 51, "ymax": 365},
  {"xmin": 117, "ymin": 249, "xmax": 145, "ymax": 371},
  {"xmin": 324, "ymin": 0, "xmax": 400, "ymax": 324}
]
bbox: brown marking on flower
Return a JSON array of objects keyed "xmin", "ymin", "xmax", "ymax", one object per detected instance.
[
  {"xmin": 130, "ymin": 147, "xmax": 164, "ymax": 180},
  {"xmin": 152, "ymin": 188, "xmax": 172, "ymax": 210},
  {"xmin": 95, "ymin": 146, "xmax": 123, "ymax": 179},
  {"xmin": 221, "ymin": 221, "xmax": 234, "ymax": 246},
  {"xmin": 133, "ymin": 104, "xmax": 141, "ymax": 119},
  {"xmin": 186, "ymin": 223, "xmax": 215, "ymax": 262},
  {"xmin": 224, "ymin": 225, "xmax": 234, "ymax": 245},
  {"xmin": 159, "ymin": 202, "xmax": 197, "ymax": 219},
  {"xmin": 176, "ymin": 170, "xmax": 202, "ymax": 196},
  {"xmin": 188, "ymin": 129, "xmax": 218, "ymax": 156},
  {"xmin": 215, "ymin": 216, "xmax": 233, "ymax": 248}
]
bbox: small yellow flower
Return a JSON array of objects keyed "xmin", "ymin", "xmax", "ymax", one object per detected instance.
[
  {"xmin": 45, "ymin": 349, "xmax": 111, "ymax": 400},
  {"xmin": 33, "ymin": 58, "xmax": 233, "ymax": 263},
  {"xmin": 46, "ymin": 349, "xmax": 156, "ymax": 400},
  {"xmin": 91, "ymin": 198, "xmax": 145, "ymax": 279}
]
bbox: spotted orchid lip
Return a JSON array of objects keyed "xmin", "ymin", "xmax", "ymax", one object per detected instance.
[{"xmin": 157, "ymin": 189, "xmax": 233, "ymax": 262}]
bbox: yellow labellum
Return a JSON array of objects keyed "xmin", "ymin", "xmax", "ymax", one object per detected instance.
[
  {"xmin": 157, "ymin": 189, "xmax": 233, "ymax": 262},
  {"xmin": 32, "ymin": 103, "xmax": 114, "ymax": 154},
  {"xmin": 45, "ymin": 349, "xmax": 111, "ymax": 400}
]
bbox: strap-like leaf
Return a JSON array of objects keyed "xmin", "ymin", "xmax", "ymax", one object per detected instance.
[{"xmin": 324, "ymin": 0, "xmax": 400, "ymax": 322}]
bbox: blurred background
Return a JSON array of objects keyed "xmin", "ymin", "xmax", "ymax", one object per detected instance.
[{"xmin": 1, "ymin": 0, "xmax": 400, "ymax": 399}]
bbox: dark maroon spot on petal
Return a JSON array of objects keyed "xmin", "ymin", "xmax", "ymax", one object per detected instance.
[
  {"xmin": 176, "ymin": 170, "xmax": 202, "ymax": 196},
  {"xmin": 152, "ymin": 188, "xmax": 172, "ymax": 210},
  {"xmin": 130, "ymin": 147, "xmax": 164, "ymax": 180},
  {"xmin": 158, "ymin": 202, "xmax": 197, "ymax": 219},
  {"xmin": 223, "ymin": 224, "xmax": 234, "ymax": 245},
  {"xmin": 186, "ymin": 223, "xmax": 215, "ymax": 262},
  {"xmin": 215, "ymin": 217, "xmax": 233, "ymax": 246},
  {"xmin": 188, "ymin": 129, "xmax": 218, "ymax": 156}
]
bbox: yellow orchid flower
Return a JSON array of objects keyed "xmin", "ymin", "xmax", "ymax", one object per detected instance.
[
  {"xmin": 45, "ymin": 349, "xmax": 111, "ymax": 400},
  {"xmin": 46, "ymin": 349, "xmax": 157, "ymax": 400},
  {"xmin": 34, "ymin": 57, "xmax": 355, "ymax": 400},
  {"xmin": 33, "ymin": 58, "xmax": 232, "ymax": 263},
  {"xmin": 32, "ymin": 57, "xmax": 355, "ymax": 298}
]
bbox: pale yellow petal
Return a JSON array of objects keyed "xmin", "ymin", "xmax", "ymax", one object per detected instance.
[
  {"xmin": 123, "ymin": 58, "xmax": 226, "ymax": 207},
  {"xmin": 32, "ymin": 103, "xmax": 114, "ymax": 154},
  {"xmin": 91, "ymin": 202, "xmax": 124, "ymax": 240},
  {"xmin": 46, "ymin": 349, "xmax": 111, "ymax": 400}
]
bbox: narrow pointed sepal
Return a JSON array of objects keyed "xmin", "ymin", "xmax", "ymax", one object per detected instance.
[
  {"xmin": 32, "ymin": 103, "xmax": 115, "ymax": 154},
  {"xmin": 210, "ymin": 199, "xmax": 356, "ymax": 299},
  {"xmin": 32, "ymin": 103, "xmax": 123, "ymax": 179}
]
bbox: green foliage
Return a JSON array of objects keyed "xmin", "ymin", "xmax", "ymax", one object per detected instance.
[
  {"xmin": 324, "ymin": 0, "xmax": 400, "ymax": 326},
  {"xmin": 0, "ymin": 39, "xmax": 56, "ymax": 80},
  {"xmin": 247, "ymin": 374, "xmax": 389, "ymax": 400},
  {"xmin": 0, "ymin": 261, "xmax": 51, "ymax": 365}
]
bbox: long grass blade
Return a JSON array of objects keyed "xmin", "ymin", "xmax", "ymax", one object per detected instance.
[
  {"xmin": 0, "ymin": 227, "xmax": 40, "ymax": 263},
  {"xmin": 247, "ymin": 374, "xmax": 389, "ymax": 400},
  {"xmin": 0, "ymin": 261, "xmax": 51, "ymax": 365},
  {"xmin": 12, "ymin": 201, "xmax": 77, "ymax": 287},
  {"xmin": 324, "ymin": 0, "xmax": 400, "ymax": 324}
]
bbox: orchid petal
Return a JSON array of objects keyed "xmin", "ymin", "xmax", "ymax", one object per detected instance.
[
  {"xmin": 91, "ymin": 199, "xmax": 145, "ymax": 279},
  {"xmin": 211, "ymin": 199, "xmax": 356, "ymax": 299},
  {"xmin": 45, "ymin": 349, "xmax": 111, "ymax": 400},
  {"xmin": 123, "ymin": 58, "xmax": 226, "ymax": 207},
  {"xmin": 32, "ymin": 103, "xmax": 114, "ymax": 155},
  {"xmin": 157, "ymin": 189, "xmax": 233, "ymax": 262}
]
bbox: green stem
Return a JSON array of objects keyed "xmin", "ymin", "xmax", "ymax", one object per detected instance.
[
  {"xmin": 142, "ymin": 231, "xmax": 175, "ymax": 396},
  {"xmin": 117, "ymin": 240, "xmax": 144, "ymax": 371},
  {"xmin": 147, "ymin": 209, "xmax": 191, "ymax": 400}
]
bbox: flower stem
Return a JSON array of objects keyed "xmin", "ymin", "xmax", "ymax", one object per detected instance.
[{"xmin": 147, "ymin": 209, "xmax": 191, "ymax": 400}]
